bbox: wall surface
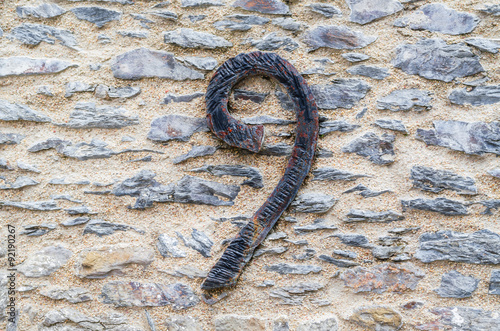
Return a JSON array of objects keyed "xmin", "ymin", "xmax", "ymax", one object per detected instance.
[{"xmin": 0, "ymin": 0, "xmax": 499, "ymax": 330}]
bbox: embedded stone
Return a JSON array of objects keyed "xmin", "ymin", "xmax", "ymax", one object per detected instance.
[
  {"xmin": 334, "ymin": 233, "xmax": 372, "ymax": 248},
  {"xmin": 215, "ymin": 314, "xmax": 267, "ymax": 331},
  {"xmin": 343, "ymin": 184, "xmax": 391, "ymax": 198},
  {"xmin": 479, "ymin": 4, "xmax": 500, "ymax": 16},
  {"xmin": 415, "ymin": 307, "xmax": 500, "ymax": 330},
  {"xmin": 83, "ymin": 219, "xmax": 144, "ymax": 236},
  {"xmin": 318, "ymin": 255, "xmax": 359, "ymax": 268},
  {"xmin": 296, "ymin": 315, "xmax": 338, "ymax": 331},
  {"xmin": 449, "ymin": 85, "xmax": 500, "ymax": 106},
  {"xmin": 313, "ymin": 167, "xmax": 369, "ymax": 181},
  {"xmin": 377, "ymin": 89, "xmax": 432, "ymax": 112},
  {"xmin": 302, "ymin": 25, "xmax": 377, "ymax": 51},
  {"xmin": 232, "ymin": 0, "xmax": 289, "ymax": 15},
  {"xmin": 157, "ymin": 234, "xmax": 187, "ymax": 258},
  {"xmin": 243, "ymin": 33, "xmax": 298, "ymax": 52},
  {"xmin": 117, "ymin": 30, "xmax": 148, "ymax": 38},
  {"xmin": 65, "ymin": 82, "xmax": 95, "ymax": 97},
  {"xmin": 190, "ymin": 164, "xmax": 263, "ymax": 188},
  {"xmin": 182, "ymin": 56, "xmax": 218, "ymax": 71},
  {"xmin": 410, "ymin": 165, "xmax": 477, "ymax": 195},
  {"xmin": 20, "ymin": 223, "xmax": 56, "ymax": 236},
  {"xmin": 37, "ymin": 85, "xmax": 55, "ymax": 96},
  {"xmin": 320, "ymin": 120, "xmax": 359, "ymax": 135},
  {"xmin": 345, "ymin": 209, "xmax": 404, "ymax": 223},
  {"xmin": 270, "ymin": 282, "xmax": 324, "ymax": 305},
  {"xmin": 346, "ymin": 0, "xmax": 403, "ymax": 24},
  {"xmin": 0, "ymin": 133, "xmax": 24, "ymax": 145},
  {"xmin": 291, "ymin": 193, "xmax": 337, "ymax": 213},
  {"xmin": 17, "ymin": 161, "xmax": 40, "ymax": 173},
  {"xmin": 373, "ymin": 119, "xmax": 408, "ymax": 133},
  {"xmin": 57, "ymin": 102, "xmax": 139, "ymax": 129},
  {"xmin": 234, "ymin": 90, "xmax": 269, "ymax": 104},
  {"xmin": 394, "ymin": 3, "xmax": 479, "ymax": 35},
  {"xmin": 342, "ymin": 132, "xmax": 395, "ymax": 165},
  {"xmin": 18, "ymin": 245, "xmax": 72, "ymax": 277},
  {"xmin": 307, "ymin": 3, "xmax": 342, "ymax": 18},
  {"xmin": 392, "ymin": 39, "xmax": 483, "ymax": 82},
  {"xmin": 0, "ymin": 99, "xmax": 51, "ymax": 122},
  {"xmin": 165, "ymin": 315, "xmax": 202, "ymax": 331},
  {"xmin": 350, "ymin": 306, "xmax": 402, "ymax": 330},
  {"xmin": 259, "ymin": 143, "xmax": 292, "ymax": 156},
  {"xmin": 254, "ymin": 246, "xmax": 287, "ymax": 257},
  {"xmin": 61, "ymin": 217, "xmax": 90, "ymax": 227},
  {"xmin": 147, "ymin": 115, "xmax": 208, "ymax": 142},
  {"xmin": 0, "ymin": 57, "xmax": 77, "ymax": 78},
  {"xmin": 294, "ymin": 218, "xmax": 337, "ymax": 234},
  {"xmin": 176, "ymin": 228, "xmax": 213, "ymax": 257},
  {"xmin": 465, "ymin": 38, "xmax": 500, "ymax": 54},
  {"xmin": 173, "ymin": 145, "xmax": 217, "ymax": 164},
  {"xmin": 112, "ymin": 48, "xmax": 204, "ymax": 80},
  {"xmin": 0, "ymin": 200, "xmax": 60, "ymax": 211},
  {"xmin": 342, "ymin": 52, "xmax": 370, "ymax": 62},
  {"xmin": 182, "ymin": 0, "xmax": 224, "ymax": 7},
  {"xmin": 28, "ymin": 138, "xmax": 71, "ymax": 152},
  {"xmin": 341, "ymin": 263, "xmax": 425, "ymax": 293},
  {"xmin": 265, "ymin": 263, "xmax": 322, "ymax": 275},
  {"xmin": 8, "ymin": 23, "xmax": 78, "ymax": 50},
  {"xmin": 164, "ymin": 28, "xmax": 232, "ymax": 49},
  {"xmin": 434, "ymin": 270, "xmax": 479, "ymax": 298},
  {"xmin": 489, "ymin": 270, "xmax": 500, "ymax": 295},
  {"xmin": 58, "ymin": 139, "xmax": 117, "ymax": 160},
  {"xmin": 162, "ymin": 92, "xmax": 204, "ymax": 104},
  {"xmin": 16, "ymin": 3, "xmax": 67, "ymax": 18},
  {"xmin": 272, "ymin": 18, "xmax": 303, "ymax": 32},
  {"xmin": 214, "ymin": 14, "xmax": 269, "ymax": 31},
  {"xmin": 347, "ymin": 65, "xmax": 389, "ymax": 80},
  {"xmin": 334, "ymin": 250, "xmax": 357, "ymax": 259},
  {"xmin": 150, "ymin": 10, "xmax": 178, "ymax": 21},
  {"xmin": 40, "ymin": 287, "xmax": 92, "ymax": 304},
  {"xmin": 71, "ymin": 7, "xmax": 121, "ymax": 28},
  {"xmin": 401, "ymin": 197, "xmax": 468, "ymax": 216},
  {"xmin": 0, "ymin": 176, "xmax": 39, "ymax": 190}
]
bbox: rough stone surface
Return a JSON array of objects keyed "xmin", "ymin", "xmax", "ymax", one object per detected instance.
[
  {"xmin": 346, "ymin": 0, "xmax": 403, "ymax": 25},
  {"xmin": 310, "ymin": 79, "xmax": 371, "ymax": 109},
  {"xmin": 71, "ymin": 7, "xmax": 121, "ymax": 28},
  {"xmin": 265, "ymin": 263, "xmax": 322, "ymax": 275},
  {"xmin": 57, "ymin": 102, "xmax": 139, "ymax": 129},
  {"xmin": 415, "ymin": 307, "xmax": 500, "ymax": 330},
  {"xmin": 164, "ymin": 28, "xmax": 232, "ymax": 49},
  {"xmin": 401, "ymin": 197, "xmax": 468, "ymax": 216},
  {"xmin": 291, "ymin": 193, "xmax": 337, "ymax": 213},
  {"xmin": 294, "ymin": 218, "xmax": 337, "ymax": 234},
  {"xmin": 302, "ymin": 25, "xmax": 377, "ymax": 51},
  {"xmin": 215, "ymin": 314, "xmax": 267, "ymax": 330},
  {"xmin": 449, "ymin": 85, "xmax": 500, "ymax": 106},
  {"xmin": 8, "ymin": 23, "xmax": 78, "ymax": 50},
  {"xmin": 83, "ymin": 219, "xmax": 144, "ymax": 236},
  {"xmin": 394, "ymin": 3, "xmax": 479, "ymax": 35},
  {"xmin": 296, "ymin": 315, "xmax": 338, "ymax": 331},
  {"xmin": 465, "ymin": 38, "xmax": 500, "ymax": 54},
  {"xmin": 40, "ymin": 287, "xmax": 92, "ymax": 304},
  {"xmin": 0, "ymin": 176, "xmax": 39, "ymax": 190},
  {"xmin": 334, "ymin": 233, "xmax": 372, "ymax": 248},
  {"xmin": 377, "ymin": 89, "xmax": 432, "ymax": 112},
  {"xmin": 147, "ymin": 115, "xmax": 208, "ymax": 142},
  {"xmin": 393, "ymin": 38, "xmax": 483, "ymax": 82},
  {"xmin": 307, "ymin": 3, "xmax": 342, "ymax": 18},
  {"xmin": 410, "ymin": 165, "xmax": 477, "ymax": 195},
  {"xmin": 347, "ymin": 65, "xmax": 390, "ymax": 80},
  {"xmin": 319, "ymin": 120, "xmax": 360, "ymax": 135},
  {"xmin": 343, "ymin": 184, "xmax": 391, "ymax": 198},
  {"xmin": 416, "ymin": 120, "xmax": 500, "ymax": 155},
  {"xmin": 489, "ymin": 270, "xmax": 500, "ymax": 295},
  {"xmin": 190, "ymin": 164, "xmax": 263, "ymax": 188},
  {"xmin": 345, "ymin": 209, "xmax": 404, "ymax": 223},
  {"xmin": 16, "ymin": 3, "xmax": 67, "ymax": 18},
  {"xmin": 176, "ymin": 228, "xmax": 213, "ymax": 257},
  {"xmin": 172, "ymin": 145, "xmax": 217, "ymax": 164},
  {"xmin": 434, "ymin": 270, "xmax": 480, "ymax": 298},
  {"xmin": 0, "ymin": 57, "xmax": 77, "ymax": 78},
  {"xmin": 157, "ymin": 234, "xmax": 187, "ymax": 258},
  {"xmin": 163, "ymin": 92, "xmax": 204, "ymax": 104},
  {"xmin": 0, "ymin": 99, "xmax": 51, "ymax": 122},
  {"xmin": 350, "ymin": 306, "xmax": 402, "ymax": 330},
  {"xmin": 313, "ymin": 167, "xmax": 369, "ymax": 181},
  {"xmin": 342, "ymin": 132, "xmax": 395, "ymax": 165},
  {"xmin": 0, "ymin": 200, "xmax": 60, "ymax": 211},
  {"xmin": 373, "ymin": 118, "xmax": 407, "ymax": 133},
  {"xmin": 17, "ymin": 245, "xmax": 72, "ymax": 277},
  {"xmin": 243, "ymin": 33, "xmax": 299, "ymax": 52},
  {"xmin": 232, "ymin": 0, "xmax": 289, "ymax": 15}
]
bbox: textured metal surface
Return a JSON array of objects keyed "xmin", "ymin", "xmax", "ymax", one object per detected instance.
[{"xmin": 202, "ymin": 51, "xmax": 319, "ymax": 290}]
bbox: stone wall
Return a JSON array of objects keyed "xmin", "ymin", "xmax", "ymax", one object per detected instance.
[{"xmin": 1, "ymin": 0, "xmax": 499, "ymax": 330}]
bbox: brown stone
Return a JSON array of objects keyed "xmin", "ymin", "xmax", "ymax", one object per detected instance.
[
  {"xmin": 341, "ymin": 262, "xmax": 425, "ymax": 293},
  {"xmin": 350, "ymin": 305, "xmax": 402, "ymax": 330}
]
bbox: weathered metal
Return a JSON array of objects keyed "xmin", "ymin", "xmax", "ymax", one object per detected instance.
[{"xmin": 202, "ymin": 51, "xmax": 319, "ymax": 290}]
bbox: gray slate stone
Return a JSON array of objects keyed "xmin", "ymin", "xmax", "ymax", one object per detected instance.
[
  {"xmin": 61, "ymin": 217, "xmax": 90, "ymax": 227},
  {"xmin": 392, "ymin": 38, "xmax": 483, "ymax": 82},
  {"xmin": 243, "ymin": 115, "xmax": 293, "ymax": 125},
  {"xmin": 0, "ymin": 99, "xmax": 51, "ymax": 122},
  {"xmin": 112, "ymin": 48, "xmax": 204, "ymax": 80},
  {"xmin": 272, "ymin": 18, "xmax": 303, "ymax": 32},
  {"xmin": 16, "ymin": 3, "xmax": 67, "ymax": 18},
  {"xmin": 294, "ymin": 218, "xmax": 337, "ymax": 234},
  {"xmin": 401, "ymin": 197, "xmax": 468, "ymax": 216},
  {"xmin": 173, "ymin": 145, "xmax": 217, "ymax": 164},
  {"xmin": 17, "ymin": 245, "xmax": 72, "ymax": 277},
  {"xmin": 0, "ymin": 176, "xmax": 39, "ymax": 190},
  {"xmin": 342, "ymin": 132, "xmax": 395, "ymax": 165},
  {"xmin": 318, "ymin": 255, "xmax": 359, "ymax": 268},
  {"xmin": 165, "ymin": 315, "xmax": 202, "ymax": 331},
  {"xmin": 415, "ymin": 307, "xmax": 500, "ymax": 331},
  {"xmin": 296, "ymin": 315, "xmax": 338, "ymax": 331},
  {"xmin": 0, "ymin": 158, "xmax": 13, "ymax": 170},
  {"xmin": 334, "ymin": 233, "xmax": 372, "ymax": 248},
  {"xmin": 235, "ymin": 90, "xmax": 269, "ymax": 104},
  {"xmin": 8, "ymin": 23, "xmax": 78, "ymax": 50},
  {"xmin": 489, "ymin": 270, "xmax": 500, "ymax": 295},
  {"xmin": 57, "ymin": 102, "xmax": 139, "ymax": 129},
  {"xmin": 0, "ymin": 200, "xmax": 60, "ymax": 211},
  {"xmin": 416, "ymin": 120, "xmax": 500, "ymax": 155},
  {"xmin": 0, "ymin": 132, "xmax": 24, "ymax": 145},
  {"xmin": 449, "ymin": 85, "xmax": 500, "ymax": 106},
  {"xmin": 117, "ymin": 30, "xmax": 148, "ymax": 39},
  {"xmin": 244, "ymin": 33, "xmax": 299, "ymax": 52},
  {"xmin": 345, "ymin": 209, "xmax": 404, "ymax": 223},
  {"xmin": 488, "ymin": 169, "xmax": 500, "ymax": 179},
  {"xmin": 302, "ymin": 25, "xmax": 377, "ymax": 51},
  {"xmin": 343, "ymin": 184, "xmax": 391, "ymax": 198},
  {"xmin": 182, "ymin": 56, "xmax": 218, "ymax": 70},
  {"xmin": 320, "ymin": 120, "xmax": 360, "ymax": 135},
  {"xmin": 259, "ymin": 143, "xmax": 292, "ymax": 156},
  {"xmin": 176, "ymin": 229, "xmax": 213, "ymax": 257},
  {"xmin": 65, "ymin": 82, "xmax": 95, "ymax": 97},
  {"xmin": 434, "ymin": 270, "xmax": 480, "ymax": 298},
  {"xmin": 71, "ymin": 7, "xmax": 121, "ymax": 28},
  {"xmin": 479, "ymin": 4, "xmax": 500, "ymax": 16},
  {"xmin": 157, "ymin": 234, "xmax": 187, "ymax": 258},
  {"xmin": 254, "ymin": 246, "xmax": 287, "ymax": 257},
  {"xmin": 58, "ymin": 139, "xmax": 116, "ymax": 160},
  {"xmin": 310, "ymin": 79, "xmax": 370, "ymax": 109},
  {"xmin": 377, "ymin": 88, "xmax": 432, "ymax": 112},
  {"xmin": 83, "ymin": 219, "xmax": 144, "ymax": 236},
  {"xmin": 307, "ymin": 3, "xmax": 342, "ymax": 18},
  {"xmin": 214, "ymin": 14, "xmax": 269, "ymax": 31},
  {"xmin": 0, "ymin": 57, "xmax": 77, "ymax": 78},
  {"xmin": 148, "ymin": 115, "xmax": 208, "ymax": 142},
  {"xmin": 410, "ymin": 165, "xmax": 477, "ymax": 195},
  {"xmin": 37, "ymin": 85, "xmax": 54, "ymax": 96},
  {"xmin": 347, "ymin": 65, "xmax": 390, "ymax": 80},
  {"xmin": 164, "ymin": 28, "xmax": 232, "ymax": 49},
  {"xmin": 40, "ymin": 287, "xmax": 92, "ymax": 303},
  {"xmin": 20, "ymin": 223, "xmax": 57, "ymax": 236},
  {"xmin": 341, "ymin": 52, "xmax": 370, "ymax": 62},
  {"xmin": 373, "ymin": 118, "xmax": 408, "ymax": 133},
  {"xmin": 394, "ymin": 3, "xmax": 479, "ymax": 35},
  {"xmin": 270, "ymin": 282, "xmax": 324, "ymax": 305},
  {"xmin": 95, "ymin": 85, "xmax": 141, "ymax": 99},
  {"xmin": 162, "ymin": 92, "xmax": 204, "ymax": 104},
  {"xmin": 313, "ymin": 167, "xmax": 369, "ymax": 181},
  {"xmin": 182, "ymin": 0, "xmax": 224, "ymax": 7},
  {"xmin": 346, "ymin": 0, "xmax": 403, "ymax": 24},
  {"xmin": 415, "ymin": 229, "xmax": 500, "ymax": 264},
  {"xmin": 232, "ymin": 0, "xmax": 289, "ymax": 15},
  {"xmin": 291, "ymin": 193, "xmax": 337, "ymax": 213},
  {"xmin": 465, "ymin": 38, "xmax": 500, "ymax": 54},
  {"xmin": 190, "ymin": 164, "xmax": 263, "ymax": 188},
  {"xmin": 150, "ymin": 10, "xmax": 178, "ymax": 21},
  {"xmin": 265, "ymin": 263, "xmax": 322, "ymax": 275},
  {"xmin": 17, "ymin": 161, "xmax": 40, "ymax": 173}
]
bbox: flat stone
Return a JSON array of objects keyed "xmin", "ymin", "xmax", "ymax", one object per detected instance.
[
  {"xmin": 157, "ymin": 234, "xmax": 187, "ymax": 258},
  {"xmin": 377, "ymin": 89, "xmax": 432, "ymax": 112},
  {"xmin": 479, "ymin": 4, "xmax": 500, "ymax": 16},
  {"xmin": 98, "ymin": 85, "xmax": 141, "ymax": 99},
  {"xmin": 234, "ymin": 90, "xmax": 269, "ymax": 104},
  {"xmin": 61, "ymin": 217, "xmax": 90, "ymax": 227},
  {"xmin": 293, "ymin": 248, "xmax": 316, "ymax": 260},
  {"xmin": 164, "ymin": 28, "xmax": 232, "ymax": 49},
  {"xmin": 37, "ymin": 85, "xmax": 55, "ymax": 96},
  {"xmin": 434, "ymin": 270, "xmax": 479, "ymax": 298},
  {"xmin": 188, "ymin": 14, "xmax": 206, "ymax": 22},
  {"xmin": 243, "ymin": 33, "xmax": 298, "ymax": 52},
  {"xmin": 401, "ymin": 197, "xmax": 468, "ymax": 216},
  {"xmin": 190, "ymin": 164, "xmax": 263, "ymax": 188},
  {"xmin": 215, "ymin": 314, "xmax": 267, "ymax": 331},
  {"xmin": 373, "ymin": 118, "xmax": 408, "ymax": 133},
  {"xmin": 346, "ymin": 0, "xmax": 403, "ymax": 24},
  {"xmin": 291, "ymin": 193, "xmax": 337, "ymax": 213},
  {"xmin": 101, "ymin": 281, "xmax": 199, "ymax": 309},
  {"xmin": 57, "ymin": 102, "xmax": 139, "ymax": 129},
  {"xmin": 214, "ymin": 14, "xmax": 269, "ymax": 31},
  {"xmin": 165, "ymin": 265, "xmax": 208, "ymax": 279},
  {"xmin": 8, "ymin": 23, "xmax": 78, "ymax": 50},
  {"xmin": 342, "ymin": 132, "xmax": 395, "ymax": 165},
  {"xmin": 307, "ymin": 3, "xmax": 342, "ymax": 18},
  {"xmin": 75, "ymin": 244, "xmax": 154, "ymax": 278},
  {"xmin": 296, "ymin": 315, "xmax": 338, "ymax": 331},
  {"xmin": 0, "ymin": 200, "xmax": 60, "ymax": 211},
  {"xmin": 0, "ymin": 99, "xmax": 51, "ymax": 122},
  {"xmin": 417, "ymin": 120, "xmax": 500, "ymax": 155},
  {"xmin": 0, "ymin": 158, "xmax": 13, "ymax": 170},
  {"xmin": 270, "ymin": 282, "xmax": 324, "ymax": 305},
  {"xmin": 66, "ymin": 206, "xmax": 95, "ymax": 215},
  {"xmin": 334, "ymin": 250, "xmax": 357, "ymax": 259},
  {"xmin": 312, "ymin": 167, "xmax": 369, "ymax": 181},
  {"xmin": 150, "ymin": 10, "xmax": 178, "ymax": 21},
  {"xmin": 410, "ymin": 165, "xmax": 477, "ymax": 195},
  {"xmin": 487, "ymin": 168, "xmax": 500, "ymax": 178},
  {"xmin": 272, "ymin": 17, "xmax": 303, "ymax": 32},
  {"xmin": 415, "ymin": 229, "xmax": 500, "ymax": 264},
  {"xmin": 294, "ymin": 218, "xmax": 337, "ymax": 234},
  {"xmin": 172, "ymin": 145, "xmax": 217, "ymax": 164},
  {"xmin": 320, "ymin": 120, "xmax": 360, "ymax": 135},
  {"xmin": 28, "ymin": 138, "xmax": 71, "ymax": 152},
  {"xmin": 182, "ymin": 56, "xmax": 218, "ymax": 70},
  {"xmin": 83, "ymin": 219, "xmax": 144, "ymax": 236},
  {"xmin": 18, "ymin": 245, "xmax": 72, "ymax": 277},
  {"xmin": 16, "ymin": 3, "xmax": 67, "ymax": 18},
  {"xmin": 0, "ymin": 57, "xmax": 77, "ymax": 78},
  {"xmin": 71, "ymin": 7, "xmax": 121, "ymax": 28},
  {"xmin": 165, "ymin": 315, "xmax": 202, "ymax": 331},
  {"xmin": 182, "ymin": 0, "xmax": 224, "ymax": 7},
  {"xmin": 20, "ymin": 223, "xmax": 57, "ymax": 236},
  {"xmin": 334, "ymin": 233, "xmax": 372, "ymax": 248},
  {"xmin": 392, "ymin": 38, "xmax": 483, "ymax": 82},
  {"xmin": 350, "ymin": 306, "xmax": 402, "ymax": 330},
  {"xmin": 415, "ymin": 307, "xmax": 500, "ymax": 331},
  {"xmin": 449, "ymin": 85, "xmax": 500, "ymax": 106},
  {"xmin": 489, "ymin": 270, "xmax": 500, "ymax": 295},
  {"xmin": 345, "ymin": 209, "xmax": 404, "ymax": 223},
  {"xmin": 117, "ymin": 30, "xmax": 148, "ymax": 38},
  {"xmin": 17, "ymin": 161, "xmax": 40, "ymax": 173},
  {"xmin": 341, "ymin": 263, "xmax": 424, "ymax": 293},
  {"xmin": 40, "ymin": 287, "xmax": 92, "ymax": 303},
  {"xmin": 254, "ymin": 246, "xmax": 287, "ymax": 257},
  {"xmin": 347, "ymin": 65, "xmax": 390, "ymax": 80},
  {"xmin": 147, "ymin": 115, "xmax": 208, "ymax": 142},
  {"xmin": 112, "ymin": 48, "xmax": 203, "ymax": 80},
  {"xmin": 394, "ymin": 3, "xmax": 479, "ymax": 35},
  {"xmin": 57, "ymin": 139, "xmax": 117, "ymax": 160},
  {"xmin": 465, "ymin": 38, "xmax": 500, "ymax": 54},
  {"xmin": 232, "ymin": 0, "xmax": 289, "ymax": 15},
  {"xmin": 372, "ymin": 246, "xmax": 404, "ymax": 260},
  {"xmin": 342, "ymin": 52, "xmax": 370, "ymax": 62},
  {"xmin": 0, "ymin": 176, "xmax": 38, "ymax": 190},
  {"xmin": 343, "ymin": 184, "xmax": 391, "ymax": 198},
  {"xmin": 265, "ymin": 263, "xmax": 322, "ymax": 275},
  {"xmin": 65, "ymin": 82, "xmax": 95, "ymax": 97},
  {"xmin": 318, "ymin": 255, "xmax": 359, "ymax": 268},
  {"xmin": 176, "ymin": 228, "xmax": 213, "ymax": 257},
  {"xmin": 302, "ymin": 25, "xmax": 377, "ymax": 51},
  {"xmin": 312, "ymin": 79, "xmax": 371, "ymax": 110},
  {"xmin": 162, "ymin": 92, "xmax": 204, "ymax": 104}
]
